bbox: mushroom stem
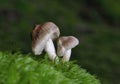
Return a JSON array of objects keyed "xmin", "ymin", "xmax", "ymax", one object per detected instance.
[
  {"xmin": 62, "ymin": 49, "xmax": 71, "ymax": 62},
  {"xmin": 45, "ymin": 39, "xmax": 57, "ymax": 61}
]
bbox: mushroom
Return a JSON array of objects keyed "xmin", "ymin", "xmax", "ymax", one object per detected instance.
[
  {"xmin": 57, "ymin": 36, "xmax": 79, "ymax": 62},
  {"xmin": 31, "ymin": 22, "xmax": 60, "ymax": 62}
]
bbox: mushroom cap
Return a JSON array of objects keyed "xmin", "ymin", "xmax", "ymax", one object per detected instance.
[
  {"xmin": 31, "ymin": 22, "xmax": 60, "ymax": 55},
  {"xmin": 57, "ymin": 36, "xmax": 79, "ymax": 56}
]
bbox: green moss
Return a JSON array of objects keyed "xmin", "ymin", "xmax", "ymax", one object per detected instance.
[{"xmin": 0, "ymin": 52, "xmax": 100, "ymax": 84}]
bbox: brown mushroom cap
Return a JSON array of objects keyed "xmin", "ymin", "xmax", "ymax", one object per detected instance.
[
  {"xmin": 31, "ymin": 22, "xmax": 60, "ymax": 55},
  {"xmin": 57, "ymin": 36, "xmax": 79, "ymax": 56}
]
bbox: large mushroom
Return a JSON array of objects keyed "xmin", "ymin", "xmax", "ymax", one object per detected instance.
[
  {"xmin": 31, "ymin": 22, "xmax": 60, "ymax": 62},
  {"xmin": 57, "ymin": 36, "xmax": 79, "ymax": 62}
]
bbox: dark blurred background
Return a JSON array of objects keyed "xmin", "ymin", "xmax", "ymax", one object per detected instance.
[{"xmin": 0, "ymin": 0, "xmax": 120, "ymax": 84}]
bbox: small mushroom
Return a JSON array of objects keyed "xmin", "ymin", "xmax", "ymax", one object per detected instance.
[
  {"xmin": 31, "ymin": 22, "xmax": 60, "ymax": 61},
  {"xmin": 57, "ymin": 36, "xmax": 79, "ymax": 62}
]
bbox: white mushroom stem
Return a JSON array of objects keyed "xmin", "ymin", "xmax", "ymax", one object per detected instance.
[
  {"xmin": 45, "ymin": 39, "xmax": 57, "ymax": 61},
  {"xmin": 62, "ymin": 49, "xmax": 71, "ymax": 62}
]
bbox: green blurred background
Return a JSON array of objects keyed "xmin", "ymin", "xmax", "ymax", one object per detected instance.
[{"xmin": 0, "ymin": 0, "xmax": 120, "ymax": 84}]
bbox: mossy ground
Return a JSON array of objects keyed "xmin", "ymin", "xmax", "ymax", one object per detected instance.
[{"xmin": 0, "ymin": 52, "xmax": 100, "ymax": 84}]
